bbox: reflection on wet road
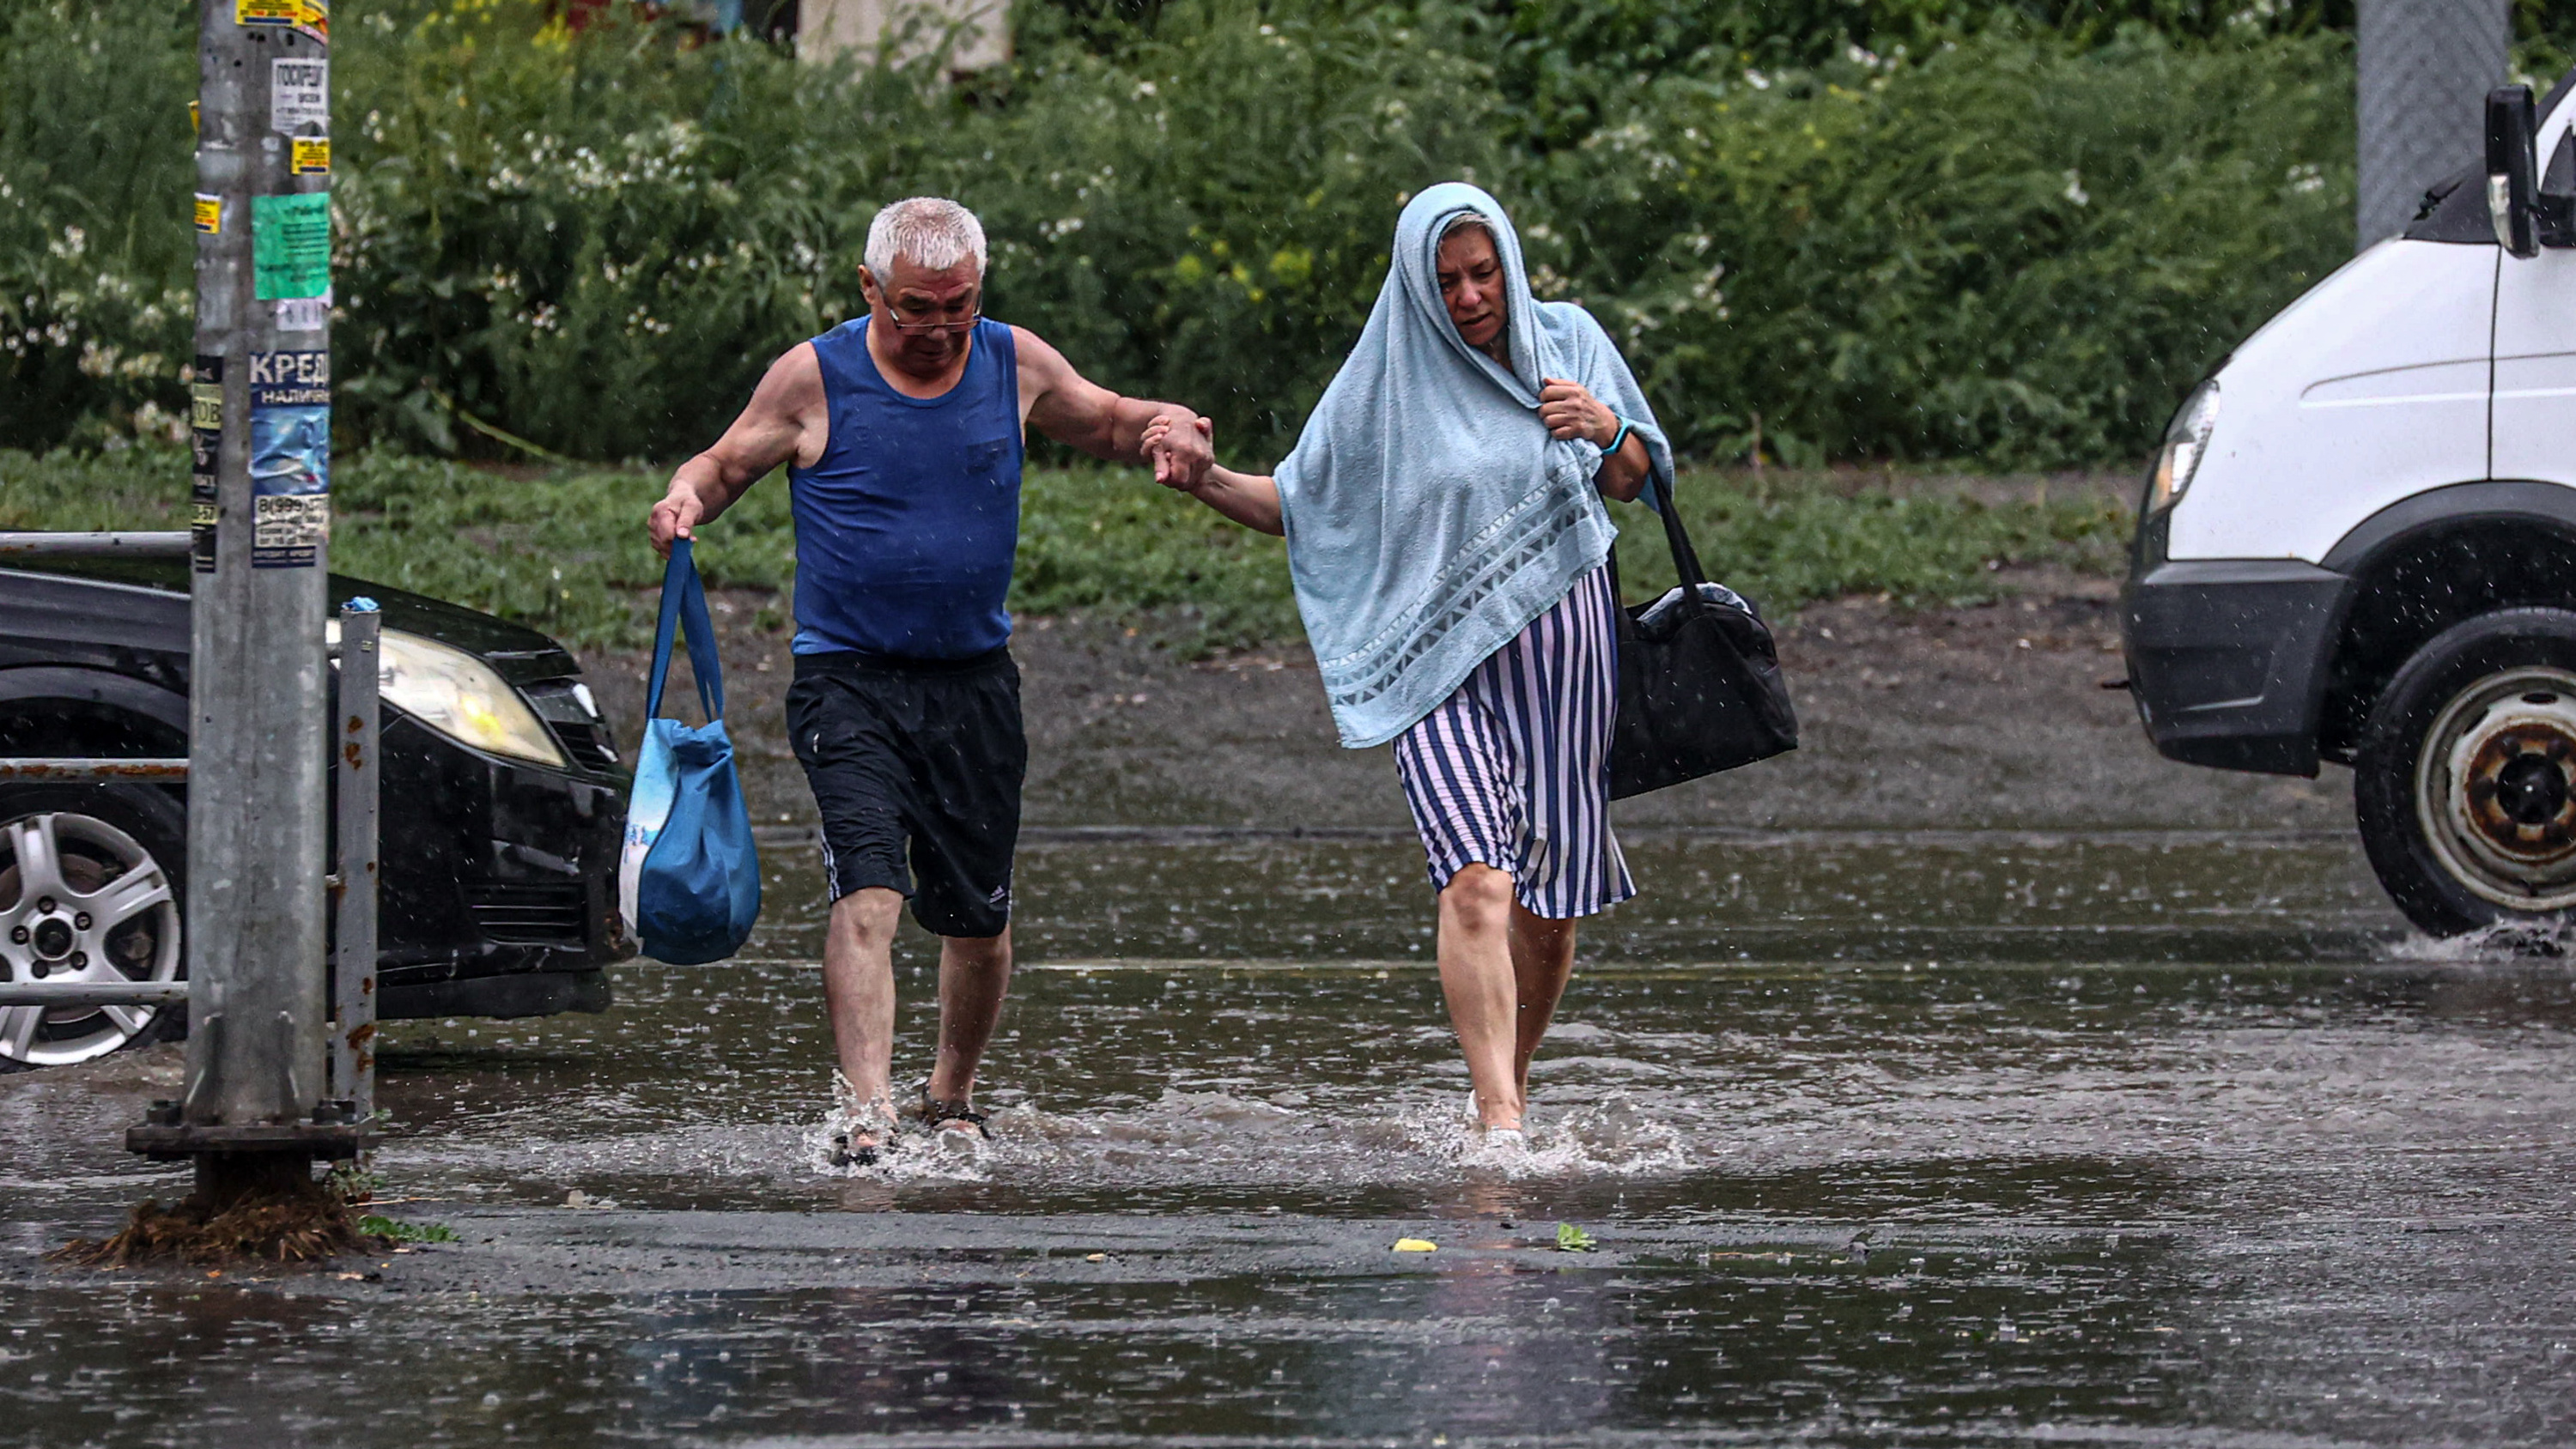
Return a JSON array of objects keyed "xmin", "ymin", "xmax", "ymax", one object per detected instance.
[{"xmin": 6, "ymin": 832, "xmax": 2573, "ymax": 1446}]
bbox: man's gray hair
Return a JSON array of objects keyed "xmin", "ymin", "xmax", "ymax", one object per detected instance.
[{"xmin": 865, "ymin": 197, "xmax": 987, "ymax": 280}]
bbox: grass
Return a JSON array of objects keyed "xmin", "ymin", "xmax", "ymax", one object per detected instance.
[
  {"xmin": 354, "ymin": 1214, "xmax": 460, "ymax": 1244},
  {"xmin": 0, "ymin": 447, "xmax": 2132, "ymax": 653}
]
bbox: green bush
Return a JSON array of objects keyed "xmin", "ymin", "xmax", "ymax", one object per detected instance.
[
  {"xmin": 1543, "ymin": 27, "xmax": 2355, "ymax": 466},
  {"xmin": 0, "ymin": 0, "xmax": 2379, "ymax": 469},
  {"xmin": 0, "ymin": 2, "xmax": 197, "ymax": 452},
  {"xmin": 1449, "ymin": 0, "xmax": 2357, "ymax": 150}
]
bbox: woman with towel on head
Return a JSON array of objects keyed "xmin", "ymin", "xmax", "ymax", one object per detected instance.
[{"xmin": 1146, "ymin": 183, "xmax": 1672, "ymax": 1154}]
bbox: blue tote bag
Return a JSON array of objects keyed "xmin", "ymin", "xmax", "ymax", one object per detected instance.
[{"xmin": 617, "ymin": 539, "xmax": 761, "ymax": 964}]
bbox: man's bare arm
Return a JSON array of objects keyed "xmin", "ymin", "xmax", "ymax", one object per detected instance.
[
  {"xmin": 649, "ymin": 344, "xmax": 826, "ymax": 556},
  {"xmin": 1012, "ymin": 326, "xmax": 1212, "ymax": 488}
]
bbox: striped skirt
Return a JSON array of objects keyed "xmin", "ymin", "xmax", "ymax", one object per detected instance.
[{"xmin": 1392, "ymin": 563, "xmax": 1636, "ymax": 919}]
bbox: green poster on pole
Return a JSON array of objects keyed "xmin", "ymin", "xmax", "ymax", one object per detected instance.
[{"xmin": 252, "ymin": 192, "xmax": 331, "ymax": 300}]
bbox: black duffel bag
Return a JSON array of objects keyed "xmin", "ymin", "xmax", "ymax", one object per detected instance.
[{"xmin": 1607, "ymin": 474, "xmax": 1798, "ymax": 799}]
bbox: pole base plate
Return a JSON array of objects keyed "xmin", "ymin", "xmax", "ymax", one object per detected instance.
[{"xmin": 125, "ymin": 1123, "xmax": 376, "ymax": 1161}]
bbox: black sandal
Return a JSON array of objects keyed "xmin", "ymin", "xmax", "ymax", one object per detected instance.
[
  {"xmin": 918, "ymin": 1091, "xmax": 993, "ymax": 1140},
  {"xmin": 829, "ymin": 1096, "xmax": 899, "ymax": 1168}
]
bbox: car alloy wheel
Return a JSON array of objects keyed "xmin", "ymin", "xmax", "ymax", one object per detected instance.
[{"xmin": 0, "ymin": 811, "xmax": 183, "ymax": 1068}]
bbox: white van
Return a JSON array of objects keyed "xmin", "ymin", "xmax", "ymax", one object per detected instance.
[{"xmin": 2123, "ymin": 77, "xmax": 2576, "ymax": 937}]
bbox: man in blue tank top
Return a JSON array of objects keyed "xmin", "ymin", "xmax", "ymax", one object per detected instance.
[{"xmin": 647, "ymin": 197, "xmax": 1212, "ymax": 1166}]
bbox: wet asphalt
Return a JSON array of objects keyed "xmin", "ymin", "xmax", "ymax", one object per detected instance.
[{"xmin": 5, "ymin": 828, "xmax": 2574, "ymax": 1445}]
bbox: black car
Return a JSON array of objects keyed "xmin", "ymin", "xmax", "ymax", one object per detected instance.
[{"xmin": 0, "ymin": 555, "xmax": 634, "ymax": 1070}]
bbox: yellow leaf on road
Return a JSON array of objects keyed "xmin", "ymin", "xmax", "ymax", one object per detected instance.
[{"xmin": 1392, "ymin": 1238, "xmax": 1437, "ymax": 1252}]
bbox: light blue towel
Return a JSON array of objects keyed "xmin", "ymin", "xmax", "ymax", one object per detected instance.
[{"xmin": 1274, "ymin": 182, "xmax": 1675, "ymax": 749}]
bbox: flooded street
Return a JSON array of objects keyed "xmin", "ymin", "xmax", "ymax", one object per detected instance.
[{"xmin": 7, "ymin": 830, "xmax": 2574, "ymax": 1446}]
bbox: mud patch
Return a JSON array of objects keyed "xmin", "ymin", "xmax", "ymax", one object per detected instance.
[{"xmin": 56, "ymin": 1173, "xmax": 365, "ymax": 1268}]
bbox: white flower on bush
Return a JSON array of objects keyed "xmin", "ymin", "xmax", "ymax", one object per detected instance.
[{"xmin": 131, "ymin": 401, "xmax": 186, "ymax": 444}]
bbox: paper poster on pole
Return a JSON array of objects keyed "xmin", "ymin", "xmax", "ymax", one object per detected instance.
[
  {"xmin": 237, "ymin": 0, "xmax": 326, "ymax": 37},
  {"xmin": 271, "ymin": 59, "xmax": 328, "ymax": 134},
  {"xmin": 249, "ymin": 350, "xmax": 330, "ymax": 568},
  {"xmin": 252, "ymin": 192, "xmax": 331, "ymax": 300},
  {"xmin": 276, "ymin": 288, "xmax": 331, "ymax": 333},
  {"xmin": 191, "ymin": 355, "xmax": 223, "ymax": 575}
]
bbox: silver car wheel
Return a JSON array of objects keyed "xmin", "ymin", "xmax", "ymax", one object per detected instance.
[{"xmin": 0, "ymin": 811, "xmax": 183, "ymax": 1067}]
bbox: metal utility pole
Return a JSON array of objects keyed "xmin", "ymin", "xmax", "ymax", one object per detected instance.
[
  {"xmin": 2357, "ymin": 0, "xmax": 2512, "ymax": 248},
  {"xmin": 143, "ymin": 0, "xmax": 355, "ymax": 1201}
]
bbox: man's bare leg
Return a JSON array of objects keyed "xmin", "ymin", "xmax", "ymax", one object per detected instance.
[
  {"xmin": 822, "ymin": 887, "xmax": 905, "ymax": 1144},
  {"xmin": 924, "ymin": 927, "xmax": 1013, "ymax": 1122},
  {"xmin": 1437, "ymin": 864, "xmax": 1523, "ymax": 1131},
  {"xmin": 1508, "ymin": 906, "xmax": 1577, "ymax": 1105}
]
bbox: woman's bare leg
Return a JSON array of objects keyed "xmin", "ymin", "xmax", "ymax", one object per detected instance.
[
  {"xmin": 1509, "ymin": 906, "xmax": 1577, "ymax": 1102},
  {"xmin": 1437, "ymin": 864, "xmax": 1523, "ymax": 1130}
]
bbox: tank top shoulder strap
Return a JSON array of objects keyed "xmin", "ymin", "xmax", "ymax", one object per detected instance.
[
  {"xmin": 807, "ymin": 317, "xmax": 873, "ymax": 400},
  {"xmin": 974, "ymin": 318, "xmax": 1018, "ymax": 409}
]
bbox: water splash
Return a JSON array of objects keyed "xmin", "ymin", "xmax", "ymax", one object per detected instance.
[
  {"xmin": 2387, "ymin": 919, "xmax": 2576, "ymax": 961},
  {"xmin": 1416, "ymin": 1091, "xmax": 1695, "ymax": 1179},
  {"xmin": 805, "ymin": 1070, "xmax": 994, "ymax": 1181}
]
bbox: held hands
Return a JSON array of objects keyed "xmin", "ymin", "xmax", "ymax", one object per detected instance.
[
  {"xmin": 1140, "ymin": 412, "xmax": 1216, "ymax": 492},
  {"xmin": 1539, "ymin": 377, "xmax": 1619, "ymax": 447},
  {"xmin": 647, "ymin": 488, "xmax": 703, "ymax": 559}
]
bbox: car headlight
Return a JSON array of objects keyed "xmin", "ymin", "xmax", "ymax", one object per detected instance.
[
  {"xmin": 328, "ymin": 623, "xmax": 569, "ymax": 768},
  {"xmin": 2148, "ymin": 379, "xmax": 2221, "ymax": 516}
]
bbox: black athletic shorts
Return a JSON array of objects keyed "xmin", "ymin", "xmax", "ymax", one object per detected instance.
[{"xmin": 785, "ymin": 646, "xmax": 1025, "ymax": 938}]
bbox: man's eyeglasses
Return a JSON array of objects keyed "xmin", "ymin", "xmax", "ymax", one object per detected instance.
[{"xmin": 884, "ymin": 298, "xmax": 981, "ymax": 335}]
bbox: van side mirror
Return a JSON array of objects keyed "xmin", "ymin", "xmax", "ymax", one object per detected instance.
[
  {"xmin": 2542, "ymin": 130, "xmax": 2576, "ymax": 247},
  {"xmin": 2488, "ymin": 85, "xmax": 2539, "ymax": 258}
]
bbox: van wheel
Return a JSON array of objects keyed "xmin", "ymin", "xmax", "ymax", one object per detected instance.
[
  {"xmin": 2356, "ymin": 607, "xmax": 2576, "ymax": 937},
  {"xmin": 0, "ymin": 785, "xmax": 186, "ymax": 1070}
]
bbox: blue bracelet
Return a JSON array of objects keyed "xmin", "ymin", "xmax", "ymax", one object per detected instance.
[{"xmin": 1602, "ymin": 418, "xmax": 1632, "ymax": 457}]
